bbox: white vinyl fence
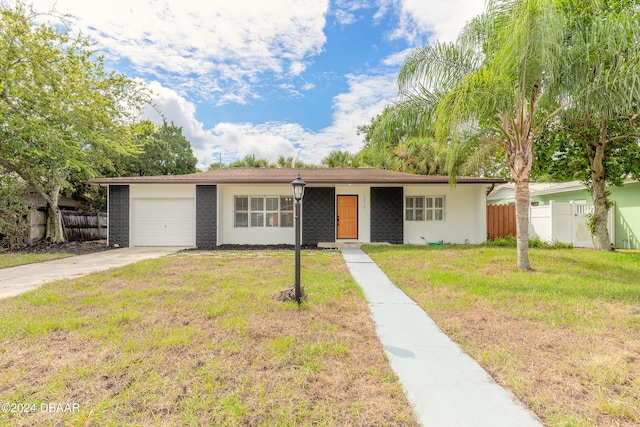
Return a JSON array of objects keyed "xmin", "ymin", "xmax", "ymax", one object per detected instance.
[{"xmin": 529, "ymin": 201, "xmax": 614, "ymax": 248}]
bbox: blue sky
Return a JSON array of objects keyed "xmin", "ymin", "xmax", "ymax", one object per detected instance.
[{"xmin": 34, "ymin": 0, "xmax": 485, "ymax": 169}]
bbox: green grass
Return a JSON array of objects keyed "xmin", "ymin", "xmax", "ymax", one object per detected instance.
[
  {"xmin": 0, "ymin": 251, "xmax": 417, "ymax": 426},
  {"xmin": 0, "ymin": 253, "xmax": 73, "ymax": 269},
  {"xmin": 364, "ymin": 244, "xmax": 640, "ymax": 427}
]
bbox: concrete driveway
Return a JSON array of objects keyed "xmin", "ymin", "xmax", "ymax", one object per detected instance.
[{"xmin": 0, "ymin": 247, "xmax": 187, "ymax": 300}]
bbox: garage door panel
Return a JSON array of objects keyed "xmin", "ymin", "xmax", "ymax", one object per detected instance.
[{"xmin": 133, "ymin": 198, "xmax": 195, "ymax": 246}]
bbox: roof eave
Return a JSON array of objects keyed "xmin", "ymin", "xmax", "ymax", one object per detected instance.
[{"xmin": 89, "ymin": 177, "xmax": 506, "ymax": 185}]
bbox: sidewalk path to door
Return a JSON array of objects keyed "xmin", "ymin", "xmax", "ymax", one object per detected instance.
[
  {"xmin": 341, "ymin": 248, "xmax": 544, "ymax": 427},
  {"xmin": 0, "ymin": 247, "xmax": 187, "ymax": 300}
]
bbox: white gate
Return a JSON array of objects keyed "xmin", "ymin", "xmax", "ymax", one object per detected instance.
[
  {"xmin": 529, "ymin": 201, "xmax": 614, "ymax": 247},
  {"xmin": 572, "ymin": 203, "xmax": 594, "ymax": 247}
]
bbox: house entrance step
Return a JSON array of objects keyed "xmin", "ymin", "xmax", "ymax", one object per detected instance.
[
  {"xmin": 318, "ymin": 242, "xmax": 363, "ymax": 249},
  {"xmin": 317, "ymin": 242, "xmax": 391, "ymax": 249}
]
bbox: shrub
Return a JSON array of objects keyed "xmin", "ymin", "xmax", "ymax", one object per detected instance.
[
  {"xmin": 0, "ymin": 176, "xmax": 30, "ymax": 248},
  {"xmin": 486, "ymin": 236, "xmax": 573, "ymax": 249}
]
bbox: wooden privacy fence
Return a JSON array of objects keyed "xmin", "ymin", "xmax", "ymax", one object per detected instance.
[
  {"xmin": 61, "ymin": 211, "xmax": 107, "ymax": 241},
  {"xmin": 487, "ymin": 204, "xmax": 516, "ymax": 241}
]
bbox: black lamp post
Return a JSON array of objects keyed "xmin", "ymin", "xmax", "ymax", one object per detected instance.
[{"xmin": 291, "ymin": 174, "xmax": 306, "ymax": 304}]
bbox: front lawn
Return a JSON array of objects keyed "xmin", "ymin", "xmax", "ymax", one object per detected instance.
[
  {"xmin": 365, "ymin": 245, "xmax": 640, "ymax": 427},
  {"xmin": 0, "ymin": 251, "xmax": 417, "ymax": 426},
  {"xmin": 0, "ymin": 253, "xmax": 73, "ymax": 269}
]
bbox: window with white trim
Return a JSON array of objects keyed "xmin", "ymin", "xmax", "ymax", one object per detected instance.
[
  {"xmin": 235, "ymin": 196, "xmax": 249, "ymax": 227},
  {"xmin": 234, "ymin": 195, "xmax": 294, "ymax": 228},
  {"xmin": 280, "ymin": 196, "xmax": 294, "ymax": 227},
  {"xmin": 405, "ymin": 196, "xmax": 424, "ymax": 221},
  {"xmin": 426, "ymin": 196, "xmax": 445, "ymax": 221},
  {"xmin": 406, "ymin": 196, "xmax": 445, "ymax": 221}
]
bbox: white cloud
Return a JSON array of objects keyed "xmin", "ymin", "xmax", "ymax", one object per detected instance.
[
  {"xmin": 289, "ymin": 62, "xmax": 307, "ymax": 76},
  {"xmin": 320, "ymin": 72, "xmax": 398, "ymax": 154},
  {"xmin": 381, "ymin": 48, "xmax": 414, "ymax": 67},
  {"xmin": 36, "ymin": 0, "xmax": 330, "ymax": 103},
  {"xmin": 381, "ymin": 0, "xmax": 485, "ymax": 44},
  {"xmin": 334, "ymin": 9, "xmax": 357, "ymax": 25},
  {"xmin": 25, "ymin": 0, "xmax": 485, "ymax": 170},
  {"xmin": 210, "ymin": 72, "xmax": 399, "ymax": 166},
  {"xmin": 141, "ymin": 71, "xmax": 398, "ymax": 169}
]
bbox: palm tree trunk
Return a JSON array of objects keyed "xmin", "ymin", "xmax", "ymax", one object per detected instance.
[
  {"xmin": 507, "ymin": 126, "xmax": 533, "ymax": 270},
  {"xmin": 514, "ymin": 177, "xmax": 531, "ymax": 270}
]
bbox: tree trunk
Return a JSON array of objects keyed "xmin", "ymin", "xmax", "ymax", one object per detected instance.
[
  {"xmin": 589, "ymin": 128, "xmax": 613, "ymax": 251},
  {"xmin": 514, "ymin": 176, "xmax": 531, "ymax": 270},
  {"xmin": 506, "ymin": 129, "xmax": 533, "ymax": 270},
  {"xmin": 43, "ymin": 184, "xmax": 66, "ymax": 243},
  {"xmin": 45, "ymin": 202, "xmax": 65, "ymax": 243}
]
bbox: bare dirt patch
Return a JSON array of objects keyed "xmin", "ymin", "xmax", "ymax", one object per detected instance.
[{"xmin": 2, "ymin": 239, "xmax": 112, "ymax": 256}]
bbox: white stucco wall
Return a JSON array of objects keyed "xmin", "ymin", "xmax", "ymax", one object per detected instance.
[
  {"xmin": 403, "ymin": 184, "xmax": 488, "ymax": 244},
  {"xmin": 218, "ymin": 184, "xmax": 296, "ymax": 245}
]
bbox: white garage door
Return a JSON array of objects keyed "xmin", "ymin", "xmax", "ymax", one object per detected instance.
[{"xmin": 132, "ymin": 198, "xmax": 195, "ymax": 246}]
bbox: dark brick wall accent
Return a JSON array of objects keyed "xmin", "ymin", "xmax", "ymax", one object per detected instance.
[
  {"xmin": 371, "ymin": 187, "xmax": 404, "ymax": 244},
  {"xmin": 108, "ymin": 185, "xmax": 130, "ymax": 247},
  {"xmin": 302, "ymin": 187, "xmax": 336, "ymax": 245},
  {"xmin": 196, "ymin": 185, "xmax": 217, "ymax": 249}
]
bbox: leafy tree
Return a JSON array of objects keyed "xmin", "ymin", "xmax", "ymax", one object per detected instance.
[
  {"xmin": 534, "ymin": 0, "xmax": 640, "ymax": 250},
  {"xmin": 398, "ymin": 0, "xmax": 568, "ymax": 269},
  {"xmin": 111, "ymin": 120, "xmax": 198, "ymax": 177},
  {"xmin": 0, "ymin": 2, "xmax": 150, "ymax": 242}
]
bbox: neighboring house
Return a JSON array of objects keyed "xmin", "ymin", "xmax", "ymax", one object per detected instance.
[
  {"xmin": 90, "ymin": 168, "xmax": 504, "ymax": 248},
  {"xmin": 487, "ymin": 180, "xmax": 640, "ymax": 249}
]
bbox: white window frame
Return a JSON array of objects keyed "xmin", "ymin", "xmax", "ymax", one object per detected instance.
[
  {"xmin": 279, "ymin": 196, "xmax": 294, "ymax": 228},
  {"xmin": 425, "ymin": 196, "xmax": 445, "ymax": 221},
  {"xmin": 406, "ymin": 196, "xmax": 445, "ymax": 222},
  {"xmin": 234, "ymin": 195, "xmax": 294, "ymax": 228},
  {"xmin": 406, "ymin": 196, "xmax": 425, "ymax": 221},
  {"xmin": 234, "ymin": 196, "xmax": 249, "ymax": 227}
]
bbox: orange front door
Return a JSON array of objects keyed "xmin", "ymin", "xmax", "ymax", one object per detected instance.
[{"xmin": 337, "ymin": 195, "xmax": 358, "ymax": 239}]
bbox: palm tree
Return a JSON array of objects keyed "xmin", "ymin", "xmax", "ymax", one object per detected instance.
[
  {"xmin": 321, "ymin": 150, "xmax": 356, "ymax": 168},
  {"xmin": 276, "ymin": 155, "xmax": 294, "ymax": 168},
  {"xmin": 229, "ymin": 155, "xmax": 270, "ymax": 168},
  {"xmin": 398, "ymin": 0, "xmax": 568, "ymax": 269}
]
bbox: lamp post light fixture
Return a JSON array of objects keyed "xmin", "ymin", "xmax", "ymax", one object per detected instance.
[{"xmin": 291, "ymin": 174, "xmax": 306, "ymax": 304}]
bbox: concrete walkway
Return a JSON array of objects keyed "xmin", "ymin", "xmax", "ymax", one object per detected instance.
[
  {"xmin": 0, "ymin": 247, "xmax": 187, "ymax": 299},
  {"xmin": 341, "ymin": 248, "xmax": 543, "ymax": 427}
]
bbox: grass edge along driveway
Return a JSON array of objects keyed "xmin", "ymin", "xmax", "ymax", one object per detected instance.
[
  {"xmin": 364, "ymin": 244, "xmax": 640, "ymax": 427},
  {"xmin": 0, "ymin": 253, "xmax": 73, "ymax": 269},
  {"xmin": 0, "ymin": 250, "xmax": 418, "ymax": 426}
]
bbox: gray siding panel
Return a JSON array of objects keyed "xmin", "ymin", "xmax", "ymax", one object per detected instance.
[
  {"xmin": 302, "ymin": 187, "xmax": 336, "ymax": 245},
  {"xmin": 196, "ymin": 185, "xmax": 217, "ymax": 249},
  {"xmin": 108, "ymin": 185, "xmax": 130, "ymax": 247},
  {"xmin": 371, "ymin": 187, "xmax": 403, "ymax": 244}
]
